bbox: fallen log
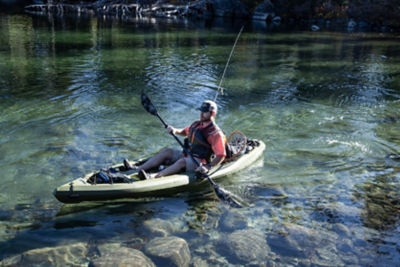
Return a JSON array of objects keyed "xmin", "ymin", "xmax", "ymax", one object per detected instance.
[{"xmin": 25, "ymin": 0, "xmax": 216, "ymax": 20}]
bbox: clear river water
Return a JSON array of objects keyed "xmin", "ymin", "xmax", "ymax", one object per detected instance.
[{"xmin": 0, "ymin": 13, "xmax": 399, "ymax": 266}]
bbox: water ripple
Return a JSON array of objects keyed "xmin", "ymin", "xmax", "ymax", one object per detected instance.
[{"xmin": 1, "ymin": 16, "xmax": 400, "ymax": 266}]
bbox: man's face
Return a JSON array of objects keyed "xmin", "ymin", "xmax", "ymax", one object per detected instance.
[{"xmin": 200, "ymin": 111, "xmax": 211, "ymax": 122}]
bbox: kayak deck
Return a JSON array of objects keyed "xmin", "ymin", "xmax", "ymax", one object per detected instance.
[{"xmin": 53, "ymin": 139, "xmax": 265, "ymax": 203}]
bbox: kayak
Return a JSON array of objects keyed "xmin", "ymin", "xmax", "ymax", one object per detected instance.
[{"xmin": 53, "ymin": 139, "xmax": 265, "ymax": 203}]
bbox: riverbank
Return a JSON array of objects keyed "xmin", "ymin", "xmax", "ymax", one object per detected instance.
[{"xmin": 21, "ymin": 0, "xmax": 400, "ymax": 32}]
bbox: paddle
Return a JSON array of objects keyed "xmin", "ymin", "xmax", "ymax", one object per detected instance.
[{"xmin": 140, "ymin": 92, "xmax": 244, "ymax": 208}]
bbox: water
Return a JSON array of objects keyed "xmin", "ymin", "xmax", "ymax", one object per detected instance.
[{"xmin": 0, "ymin": 14, "xmax": 399, "ymax": 265}]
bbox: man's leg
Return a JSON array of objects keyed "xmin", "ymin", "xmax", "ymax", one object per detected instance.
[
  {"xmin": 138, "ymin": 148, "xmax": 175, "ymax": 171},
  {"xmin": 153, "ymin": 158, "xmax": 186, "ymax": 178},
  {"xmin": 152, "ymin": 156, "xmax": 202, "ymax": 178}
]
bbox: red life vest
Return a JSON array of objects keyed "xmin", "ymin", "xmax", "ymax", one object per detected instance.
[{"xmin": 186, "ymin": 121, "xmax": 222, "ymax": 162}]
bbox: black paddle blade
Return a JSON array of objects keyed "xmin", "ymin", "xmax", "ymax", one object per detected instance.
[
  {"xmin": 141, "ymin": 92, "xmax": 158, "ymax": 116},
  {"xmin": 213, "ymin": 184, "xmax": 244, "ymax": 208}
]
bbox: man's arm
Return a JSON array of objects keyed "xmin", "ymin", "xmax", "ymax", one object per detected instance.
[
  {"xmin": 207, "ymin": 155, "xmax": 225, "ymax": 169},
  {"xmin": 196, "ymin": 155, "xmax": 225, "ymax": 174},
  {"xmin": 166, "ymin": 125, "xmax": 187, "ymax": 137}
]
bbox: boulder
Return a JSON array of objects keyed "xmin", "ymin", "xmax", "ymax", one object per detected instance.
[
  {"xmin": 272, "ymin": 16, "xmax": 281, "ymax": 23},
  {"xmin": 91, "ymin": 243, "xmax": 155, "ymax": 267},
  {"xmin": 267, "ymin": 226, "xmax": 305, "ymax": 258},
  {"xmin": 347, "ymin": 19, "xmax": 357, "ymax": 31},
  {"xmin": 191, "ymin": 256, "xmax": 208, "ymax": 267},
  {"xmin": 217, "ymin": 229, "xmax": 271, "ymax": 263},
  {"xmin": 267, "ymin": 223, "xmax": 339, "ymax": 260},
  {"xmin": 145, "ymin": 236, "xmax": 191, "ymax": 267},
  {"xmin": 1, "ymin": 242, "xmax": 88, "ymax": 266},
  {"xmin": 257, "ymin": 0, "xmax": 275, "ymax": 13},
  {"xmin": 186, "ymin": 0, "xmax": 214, "ymax": 18},
  {"xmin": 348, "ymin": 19, "xmax": 357, "ymax": 28},
  {"xmin": 210, "ymin": 0, "xmax": 249, "ymax": 18},
  {"xmin": 331, "ymin": 223, "xmax": 352, "ymax": 238},
  {"xmin": 253, "ymin": 0, "xmax": 275, "ymax": 21},
  {"xmin": 311, "ymin": 24, "xmax": 320, "ymax": 31},
  {"xmin": 314, "ymin": 202, "xmax": 361, "ymax": 224},
  {"xmin": 143, "ymin": 218, "xmax": 187, "ymax": 237},
  {"xmin": 220, "ymin": 211, "xmax": 247, "ymax": 232}
]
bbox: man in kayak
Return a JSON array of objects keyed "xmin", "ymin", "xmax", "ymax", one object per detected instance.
[{"xmin": 124, "ymin": 100, "xmax": 226, "ymax": 180}]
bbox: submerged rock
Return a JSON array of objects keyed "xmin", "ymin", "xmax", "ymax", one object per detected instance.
[
  {"xmin": 331, "ymin": 223, "xmax": 352, "ymax": 238},
  {"xmin": 220, "ymin": 211, "xmax": 248, "ymax": 232},
  {"xmin": 267, "ymin": 223, "xmax": 339, "ymax": 259},
  {"xmin": 267, "ymin": 227, "xmax": 304, "ymax": 257},
  {"xmin": 217, "ymin": 229, "xmax": 272, "ymax": 263},
  {"xmin": 91, "ymin": 243, "xmax": 155, "ymax": 267},
  {"xmin": 145, "ymin": 236, "xmax": 191, "ymax": 267},
  {"xmin": 385, "ymin": 153, "xmax": 400, "ymax": 167},
  {"xmin": 143, "ymin": 218, "xmax": 187, "ymax": 237},
  {"xmin": 311, "ymin": 202, "xmax": 361, "ymax": 224},
  {"xmin": 191, "ymin": 256, "xmax": 209, "ymax": 267},
  {"xmin": 1, "ymin": 242, "xmax": 88, "ymax": 266}
]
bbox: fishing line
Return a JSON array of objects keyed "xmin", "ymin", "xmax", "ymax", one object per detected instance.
[{"xmin": 214, "ymin": 25, "xmax": 244, "ymax": 102}]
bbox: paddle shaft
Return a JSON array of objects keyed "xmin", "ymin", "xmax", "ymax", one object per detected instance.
[
  {"xmin": 141, "ymin": 92, "xmax": 243, "ymax": 207},
  {"xmin": 154, "ymin": 112, "xmax": 218, "ymax": 187}
]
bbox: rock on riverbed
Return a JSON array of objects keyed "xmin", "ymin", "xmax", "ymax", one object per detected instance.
[
  {"xmin": 216, "ymin": 229, "xmax": 274, "ymax": 264},
  {"xmin": 145, "ymin": 236, "xmax": 191, "ymax": 267},
  {"xmin": 91, "ymin": 243, "xmax": 155, "ymax": 267},
  {"xmin": 0, "ymin": 242, "xmax": 89, "ymax": 266}
]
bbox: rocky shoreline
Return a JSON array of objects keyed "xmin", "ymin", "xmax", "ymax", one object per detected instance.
[{"xmin": 23, "ymin": 0, "xmax": 399, "ymax": 32}]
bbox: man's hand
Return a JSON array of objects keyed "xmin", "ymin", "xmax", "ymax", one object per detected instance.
[
  {"xmin": 196, "ymin": 163, "xmax": 211, "ymax": 175},
  {"xmin": 166, "ymin": 125, "xmax": 176, "ymax": 135}
]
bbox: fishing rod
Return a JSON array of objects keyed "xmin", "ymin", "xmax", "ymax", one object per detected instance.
[{"xmin": 214, "ymin": 25, "xmax": 244, "ymax": 102}]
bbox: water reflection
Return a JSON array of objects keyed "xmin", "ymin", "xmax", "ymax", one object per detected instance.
[{"xmin": 0, "ymin": 13, "xmax": 399, "ymax": 265}]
